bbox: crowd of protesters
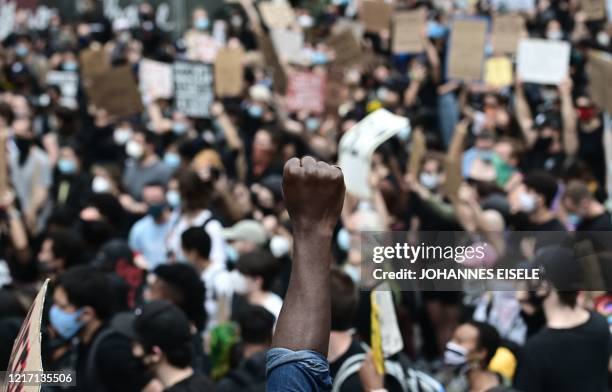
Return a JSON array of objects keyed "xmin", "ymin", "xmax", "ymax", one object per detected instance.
[{"xmin": 0, "ymin": 0, "xmax": 611, "ymax": 391}]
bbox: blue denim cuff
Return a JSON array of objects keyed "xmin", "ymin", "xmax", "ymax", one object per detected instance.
[{"xmin": 266, "ymin": 348, "xmax": 332, "ymax": 391}]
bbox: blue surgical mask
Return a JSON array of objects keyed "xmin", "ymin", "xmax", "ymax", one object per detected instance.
[
  {"xmin": 225, "ymin": 244, "xmax": 239, "ymax": 264},
  {"xmin": 166, "ymin": 190, "xmax": 181, "ymax": 209},
  {"xmin": 172, "ymin": 122, "xmax": 188, "ymax": 135},
  {"xmin": 336, "ymin": 228, "xmax": 350, "ymax": 252},
  {"xmin": 62, "ymin": 62, "xmax": 78, "ymax": 72},
  {"xmin": 15, "ymin": 44, "xmax": 29, "ymax": 57},
  {"xmin": 305, "ymin": 117, "xmax": 320, "ymax": 132},
  {"xmin": 195, "ymin": 17, "xmax": 209, "ymax": 30},
  {"xmin": 311, "ymin": 51, "xmax": 329, "ymax": 65},
  {"xmin": 57, "ymin": 158, "xmax": 77, "ymax": 175},
  {"xmin": 419, "ymin": 172, "xmax": 440, "ymax": 190},
  {"xmin": 50, "ymin": 305, "xmax": 84, "ymax": 340},
  {"xmin": 164, "ymin": 152, "xmax": 181, "ymax": 169},
  {"xmin": 567, "ymin": 213, "xmax": 582, "ymax": 228},
  {"xmin": 248, "ymin": 104, "xmax": 263, "ymax": 119}
]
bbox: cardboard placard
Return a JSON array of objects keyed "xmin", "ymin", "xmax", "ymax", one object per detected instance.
[
  {"xmin": 325, "ymin": 66, "xmax": 347, "ymax": 111},
  {"xmin": 89, "ymin": 66, "xmax": 143, "ymax": 117},
  {"xmin": 214, "ymin": 47, "xmax": 244, "ymax": 97},
  {"xmin": 588, "ymin": 50, "xmax": 612, "ymax": 113},
  {"xmin": 257, "ymin": 33, "xmax": 288, "ymax": 94},
  {"xmin": 285, "ymin": 71, "xmax": 327, "ymax": 114},
  {"xmin": 3, "ymin": 279, "xmax": 49, "ymax": 392},
  {"xmin": 581, "ymin": 0, "xmax": 606, "ymax": 21},
  {"xmin": 339, "ymin": 109, "xmax": 409, "ymax": 199},
  {"xmin": 79, "ymin": 46, "xmax": 109, "ymax": 81},
  {"xmin": 484, "ymin": 56, "xmax": 514, "ymax": 88},
  {"xmin": 517, "ymin": 39, "xmax": 571, "ymax": 85},
  {"xmin": 327, "ymin": 29, "xmax": 363, "ymax": 68},
  {"xmin": 492, "ymin": 14, "xmax": 524, "ymax": 54},
  {"xmin": 173, "ymin": 61, "xmax": 214, "ymax": 118},
  {"xmin": 270, "ymin": 29, "xmax": 305, "ymax": 64},
  {"xmin": 333, "ymin": 18, "xmax": 365, "ymax": 41},
  {"xmin": 258, "ymin": 1, "xmax": 295, "ymax": 29},
  {"xmin": 46, "ymin": 71, "xmax": 79, "ymax": 109},
  {"xmin": 392, "ymin": 9, "xmax": 426, "ymax": 54},
  {"xmin": 139, "ymin": 59, "xmax": 174, "ymax": 100},
  {"xmin": 447, "ymin": 18, "xmax": 488, "ymax": 81},
  {"xmin": 360, "ymin": 0, "xmax": 393, "ymax": 33}
]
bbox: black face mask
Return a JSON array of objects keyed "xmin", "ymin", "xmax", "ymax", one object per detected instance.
[
  {"xmin": 80, "ymin": 219, "xmax": 113, "ymax": 249},
  {"xmin": 534, "ymin": 136, "xmax": 553, "ymax": 151},
  {"xmin": 147, "ymin": 204, "xmax": 167, "ymax": 220},
  {"xmin": 15, "ymin": 136, "xmax": 32, "ymax": 165}
]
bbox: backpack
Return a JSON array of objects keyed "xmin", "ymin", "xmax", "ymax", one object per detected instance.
[{"xmin": 332, "ymin": 349, "xmax": 444, "ymax": 392}]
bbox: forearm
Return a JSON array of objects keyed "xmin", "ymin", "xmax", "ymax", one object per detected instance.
[
  {"xmin": 560, "ymin": 92, "xmax": 578, "ymax": 156},
  {"xmin": 514, "ymin": 87, "xmax": 536, "ymax": 147},
  {"xmin": 272, "ymin": 230, "xmax": 332, "ymax": 354}
]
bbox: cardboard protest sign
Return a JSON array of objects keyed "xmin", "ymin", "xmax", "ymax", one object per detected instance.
[
  {"xmin": 517, "ymin": 39, "xmax": 570, "ymax": 85},
  {"xmin": 339, "ymin": 109, "xmax": 410, "ymax": 199},
  {"xmin": 79, "ymin": 46, "xmax": 109, "ymax": 81},
  {"xmin": 270, "ymin": 29, "xmax": 305, "ymax": 64},
  {"xmin": 581, "ymin": 0, "xmax": 606, "ymax": 21},
  {"xmin": 333, "ymin": 18, "xmax": 365, "ymax": 41},
  {"xmin": 327, "ymin": 29, "xmax": 363, "ymax": 68},
  {"xmin": 447, "ymin": 18, "xmax": 488, "ymax": 81},
  {"xmin": 588, "ymin": 50, "xmax": 612, "ymax": 113},
  {"xmin": 392, "ymin": 9, "xmax": 426, "ymax": 54},
  {"xmin": 139, "ymin": 59, "xmax": 173, "ymax": 100},
  {"xmin": 214, "ymin": 47, "xmax": 244, "ymax": 97},
  {"xmin": 3, "ymin": 279, "xmax": 49, "ymax": 392},
  {"xmin": 325, "ymin": 66, "xmax": 347, "ymax": 111},
  {"xmin": 285, "ymin": 71, "xmax": 327, "ymax": 114},
  {"xmin": 256, "ymin": 33, "xmax": 288, "ymax": 93},
  {"xmin": 484, "ymin": 56, "xmax": 514, "ymax": 88},
  {"xmin": 492, "ymin": 14, "xmax": 524, "ymax": 54},
  {"xmin": 173, "ymin": 61, "xmax": 214, "ymax": 118},
  {"xmin": 88, "ymin": 66, "xmax": 143, "ymax": 118},
  {"xmin": 258, "ymin": 1, "xmax": 295, "ymax": 29},
  {"xmin": 46, "ymin": 71, "xmax": 78, "ymax": 109},
  {"xmin": 360, "ymin": 0, "xmax": 393, "ymax": 33},
  {"xmin": 370, "ymin": 283, "xmax": 404, "ymax": 375}
]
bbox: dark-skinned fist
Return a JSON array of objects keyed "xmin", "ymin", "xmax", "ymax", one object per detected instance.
[{"xmin": 282, "ymin": 156, "xmax": 345, "ymax": 236}]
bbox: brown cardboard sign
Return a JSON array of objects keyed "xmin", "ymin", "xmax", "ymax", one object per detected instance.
[
  {"xmin": 492, "ymin": 14, "xmax": 524, "ymax": 54},
  {"xmin": 327, "ymin": 29, "xmax": 363, "ymax": 68},
  {"xmin": 88, "ymin": 66, "xmax": 143, "ymax": 118},
  {"xmin": 392, "ymin": 9, "xmax": 426, "ymax": 54},
  {"xmin": 581, "ymin": 0, "xmax": 606, "ymax": 21},
  {"xmin": 360, "ymin": 0, "xmax": 393, "ymax": 33},
  {"xmin": 256, "ymin": 33, "xmax": 288, "ymax": 94},
  {"xmin": 214, "ymin": 48, "xmax": 244, "ymax": 97},
  {"xmin": 447, "ymin": 18, "xmax": 488, "ymax": 81},
  {"xmin": 258, "ymin": 1, "xmax": 296, "ymax": 29},
  {"xmin": 588, "ymin": 50, "xmax": 612, "ymax": 113}
]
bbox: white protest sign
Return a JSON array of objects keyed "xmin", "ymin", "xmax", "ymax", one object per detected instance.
[
  {"xmin": 491, "ymin": 0, "xmax": 535, "ymax": 11},
  {"xmin": 139, "ymin": 58, "xmax": 173, "ymax": 100},
  {"xmin": 373, "ymin": 283, "xmax": 404, "ymax": 357},
  {"xmin": 517, "ymin": 39, "xmax": 570, "ymax": 85},
  {"xmin": 46, "ymin": 71, "xmax": 79, "ymax": 109},
  {"xmin": 270, "ymin": 29, "xmax": 305, "ymax": 64},
  {"xmin": 339, "ymin": 109, "xmax": 410, "ymax": 199},
  {"xmin": 173, "ymin": 61, "xmax": 214, "ymax": 118}
]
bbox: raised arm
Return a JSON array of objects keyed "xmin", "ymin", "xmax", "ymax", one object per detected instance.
[
  {"xmin": 559, "ymin": 78, "xmax": 578, "ymax": 157},
  {"xmin": 514, "ymin": 81, "xmax": 537, "ymax": 148},
  {"xmin": 273, "ymin": 156, "xmax": 345, "ymax": 354}
]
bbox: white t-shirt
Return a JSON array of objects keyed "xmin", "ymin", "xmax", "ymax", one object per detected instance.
[{"xmin": 166, "ymin": 209, "xmax": 227, "ymax": 265}]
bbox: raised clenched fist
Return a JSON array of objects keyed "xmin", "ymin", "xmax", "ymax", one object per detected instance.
[{"xmin": 282, "ymin": 156, "xmax": 345, "ymax": 236}]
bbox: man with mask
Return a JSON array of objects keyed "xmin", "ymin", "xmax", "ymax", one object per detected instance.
[
  {"xmin": 514, "ymin": 246, "xmax": 610, "ymax": 392},
  {"xmin": 38, "ymin": 228, "xmax": 85, "ymax": 279},
  {"xmin": 49, "ymin": 266, "xmax": 153, "ymax": 391},
  {"xmin": 52, "ymin": 143, "xmax": 92, "ymax": 210},
  {"xmin": 563, "ymin": 180, "xmax": 612, "ymax": 231},
  {"xmin": 129, "ymin": 181, "xmax": 175, "ymax": 270},
  {"xmin": 9, "ymin": 117, "xmax": 52, "ymax": 233},
  {"xmin": 128, "ymin": 300, "xmax": 214, "ymax": 392},
  {"xmin": 439, "ymin": 321, "xmax": 504, "ymax": 392},
  {"xmin": 513, "ymin": 171, "xmax": 566, "ymax": 232},
  {"xmin": 122, "ymin": 129, "xmax": 173, "ymax": 201}
]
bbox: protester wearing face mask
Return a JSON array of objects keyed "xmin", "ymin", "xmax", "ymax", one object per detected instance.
[
  {"xmin": 221, "ymin": 219, "xmax": 268, "ymax": 261},
  {"xmin": 37, "ymin": 228, "xmax": 85, "ymax": 279},
  {"xmin": 125, "ymin": 300, "xmax": 214, "ymax": 392},
  {"xmin": 49, "ymin": 266, "xmax": 154, "ymax": 392},
  {"xmin": 512, "ymin": 171, "xmax": 566, "ymax": 232},
  {"xmin": 122, "ymin": 129, "xmax": 174, "ymax": 201},
  {"xmin": 438, "ymin": 321, "xmax": 504, "ymax": 392},
  {"xmin": 514, "ymin": 247, "xmax": 610, "ymax": 392},
  {"xmin": 52, "ymin": 144, "xmax": 92, "ymax": 209},
  {"xmin": 128, "ymin": 182, "xmax": 175, "ymax": 270},
  {"xmin": 232, "ymin": 249, "xmax": 282, "ymax": 321},
  {"xmin": 181, "ymin": 227, "xmax": 232, "ymax": 330}
]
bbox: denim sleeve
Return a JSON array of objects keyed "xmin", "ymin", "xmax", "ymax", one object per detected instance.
[{"xmin": 266, "ymin": 348, "xmax": 333, "ymax": 392}]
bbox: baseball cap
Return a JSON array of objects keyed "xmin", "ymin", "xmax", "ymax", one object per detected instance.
[
  {"xmin": 533, "ymin": 246, "xmax": 583, "ymax": 291},
  {"xmin": 222, "ymin": 220, "xmax": 267, "ymax": 246},
  {"xmin": 115, "ymin": 300, "xmax": 191, "ymax": 351}
]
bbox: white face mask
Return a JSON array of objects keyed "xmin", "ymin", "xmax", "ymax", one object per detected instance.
[
  {"xmin": 269, "ymin": 235, "xmax": 290, "ymax": 258},
  {"xmin": 546, "ymin": 30, "xmax": 563, "ymax": 40},
  {"xmin": 92, "ymin": 176, "xmax": 111, "ymax": 193},
  {"xmin": 230, "ymin": 270, "xmax": 248, "ymax": 295},
  {"xmin": 166, "ymin": 190, "xmax": 181, "ymax": 208},
  {"xmin": 597, "ymin": 32, "xmax": 610, "ymax": 47},
  {"xmin": 518, "ymin": 192, "xmax": 537, "ymax": 213},
  {"xmin": 420, "ymin": 172, "xmax": 440, "ymax": 190},
  {"xmin": 126, "ymin": 140, "xmax": 144, "ymax": 159},
  {"xmin": 444, "ymin": 341, "xmax": 469, "ymax": 367},
  {"xmin": 113, "ymin": 127, "xmax": 132, "ymax": 145}
]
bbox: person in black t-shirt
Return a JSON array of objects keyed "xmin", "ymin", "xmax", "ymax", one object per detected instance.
[
  {"xmin": 563, "ymin": 180, "xmax": 612, "ymax": 232},
  {"xmin": 514, "ymin": 247, "xmax": 611, "ymax": 392},
  {"xmin": 124, "ymin": 300, "xmax": 214, "ymax": 392}
]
